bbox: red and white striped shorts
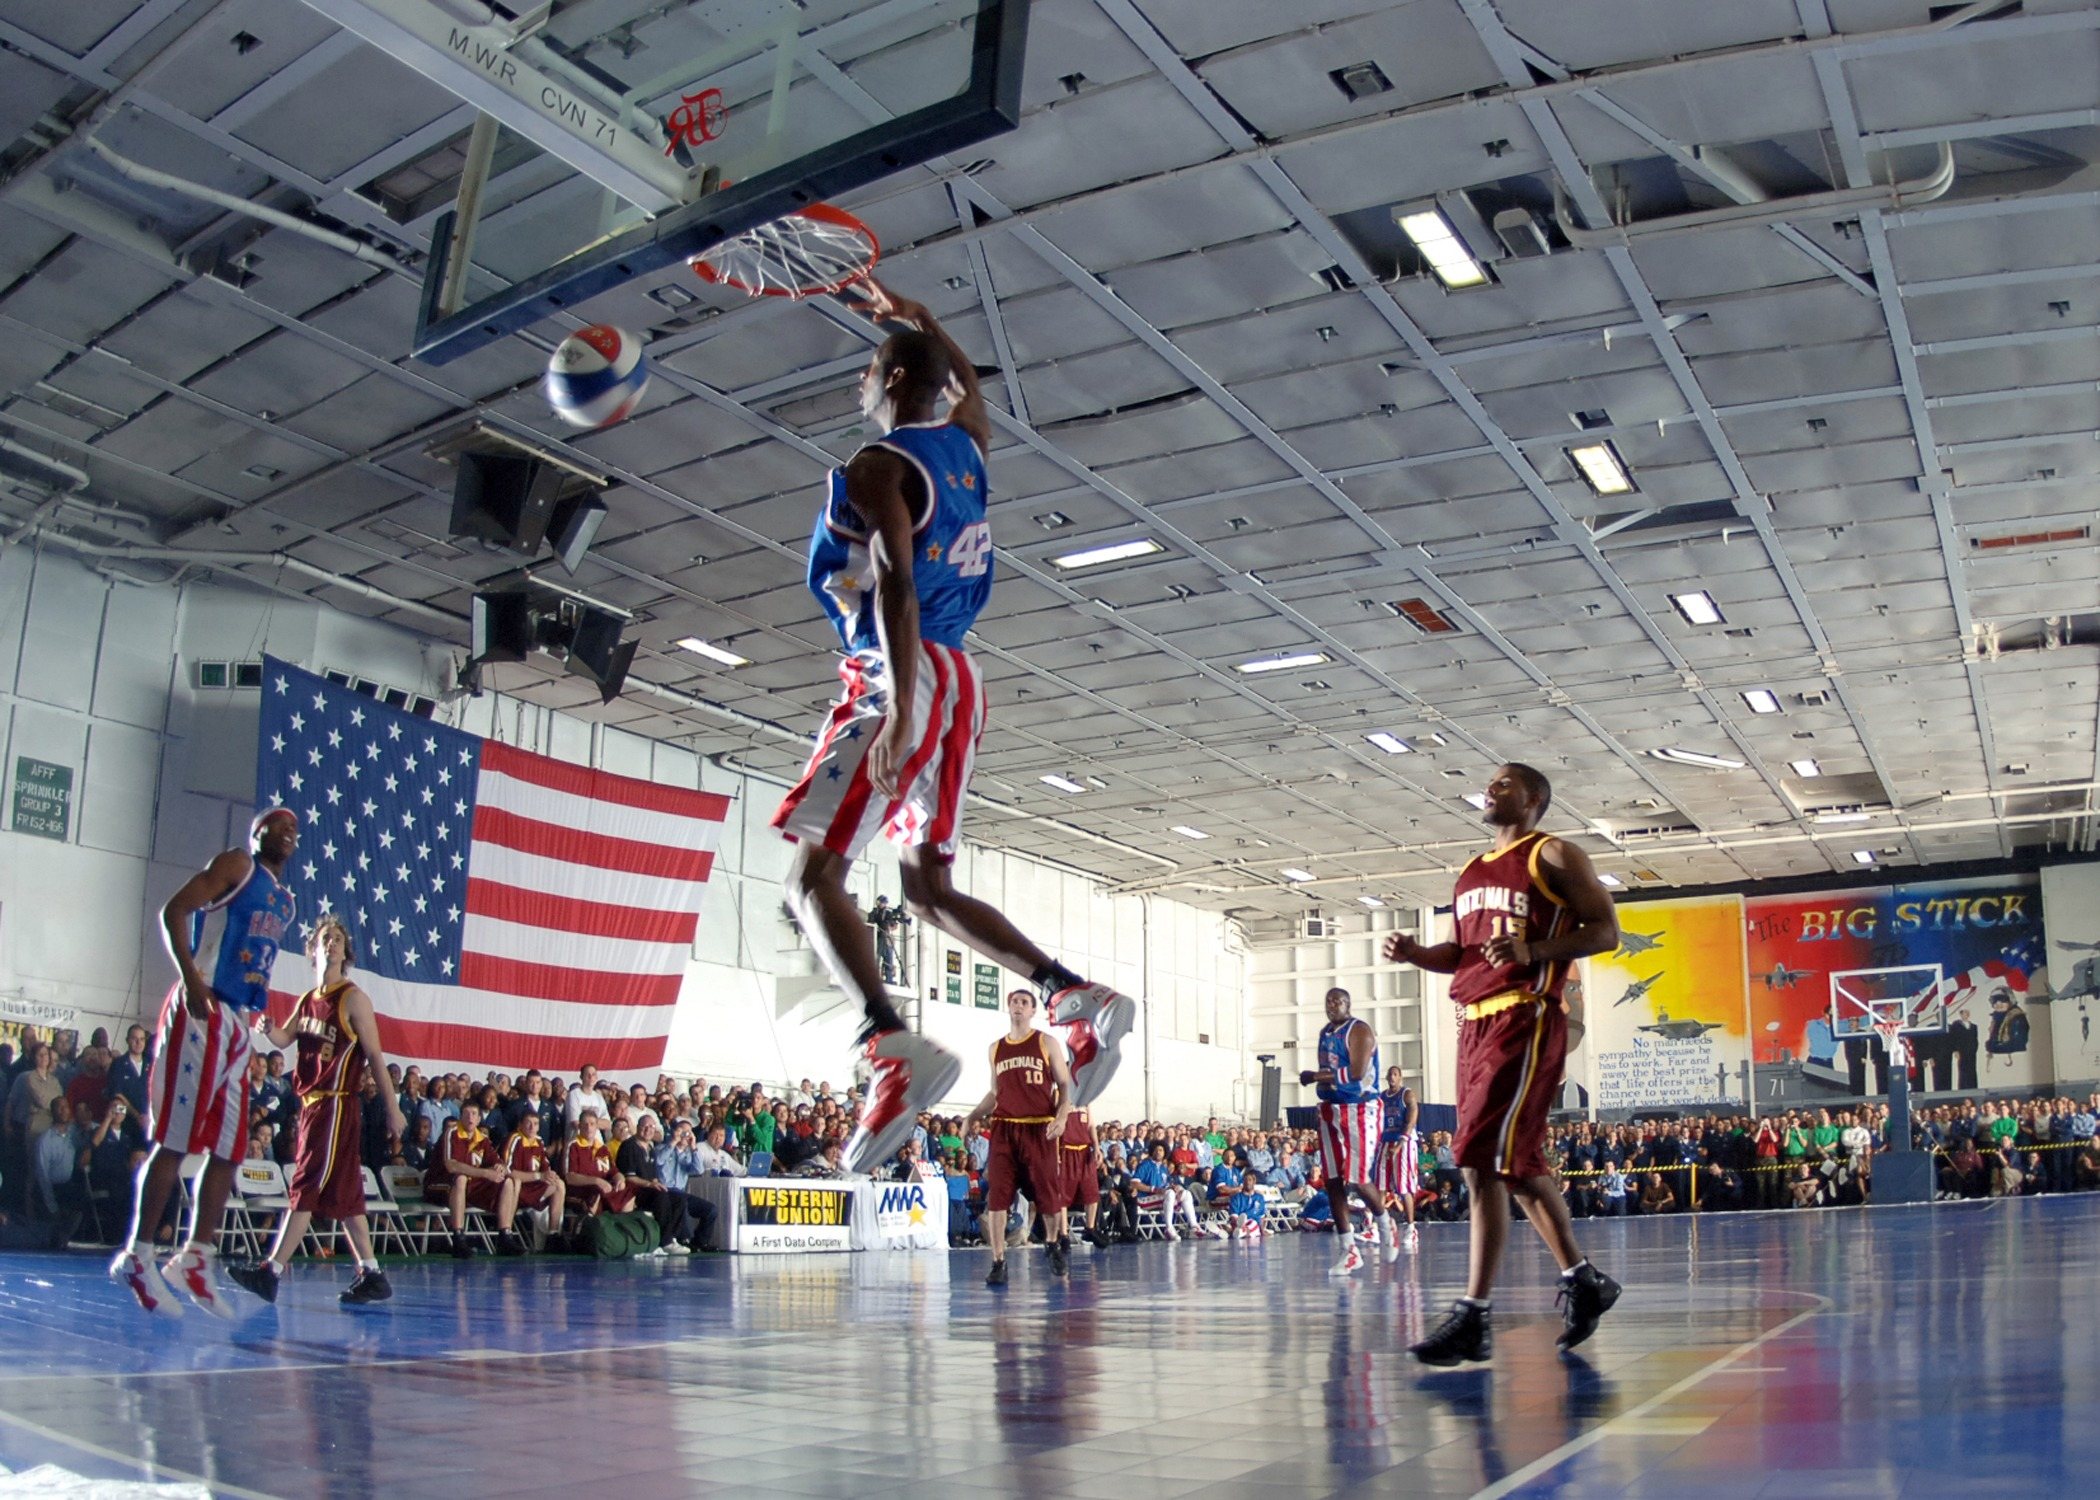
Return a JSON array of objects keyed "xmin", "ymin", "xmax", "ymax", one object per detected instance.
[
  {"xmin": 773, "ymin": 644, "xmax": 985, "ymax": 862},
  {"xmin": 147, "ymin": 984, "xmax": 254, "ymax": 1163},
  {"xmin": 1316, "ymin": 1100, "xmax": 1381, "ymax": 1186},
  {"xmin": 1376, "ymin": 1133, "xmax": 1421, "ymax": 1198}
]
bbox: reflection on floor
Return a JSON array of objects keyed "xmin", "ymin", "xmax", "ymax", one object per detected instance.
[{"xmin": 0, "ymin": 1197, "xmax": 2091, "ymax": 1499}]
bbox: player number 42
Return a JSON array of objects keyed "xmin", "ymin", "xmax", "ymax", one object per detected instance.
[{"xmin": 949, "ymin": 521, "xmax": 992, "ymax": 577}]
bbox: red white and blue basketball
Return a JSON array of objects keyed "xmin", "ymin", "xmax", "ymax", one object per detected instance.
[{"xmin": 544, "ymin": 324, "xmax": 649, "ymax": 428}]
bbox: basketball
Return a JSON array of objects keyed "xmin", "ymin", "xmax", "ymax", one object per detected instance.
[{"xmin": 543, "ymin": 324, "xmax": 649, "ymax": 428}]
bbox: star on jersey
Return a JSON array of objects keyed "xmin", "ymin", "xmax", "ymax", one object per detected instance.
[{"xmin": 257, "ymin": 664, "xmax": 479, "ymax": 986}]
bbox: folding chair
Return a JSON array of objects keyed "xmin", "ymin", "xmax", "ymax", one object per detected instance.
[
  {"xmin": 232, "ymin": 1159, "xmax": 290, "ymax": 1259},
  {"xmin": 360, "ymin": 1167, "xmax": 405, "ymax": 1255},
  {"xmin": 381, "ymin": 1165, "xmax": 447, "ymax": 1255}
]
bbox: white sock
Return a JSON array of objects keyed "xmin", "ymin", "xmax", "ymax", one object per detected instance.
[{"xmin": 1460, "ymin": 1295, "xmax": 1490, "ymax": 1310}]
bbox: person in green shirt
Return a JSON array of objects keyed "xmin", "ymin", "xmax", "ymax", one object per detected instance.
[
  {"xmin": 1811, "ymin": 1108, "xmax": 1842, "ymax": 1155},
  {"xmin": 1204, "ymin": 1116, "xmax": 1227, "ymax": 1152},
  {"xmin": 742, "ymin": 1106, "xmax": 777, "ymax": 1157},
  {"xmin": 1987, "ymin": 1110, "xmax": 2019, "ymax": 1148},
  {"xmin": 1782, "ymin": 1114, "xmax": 1810, "ymax": 1162}
]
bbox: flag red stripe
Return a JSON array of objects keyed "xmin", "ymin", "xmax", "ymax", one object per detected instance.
[
  {"xmin": 481, "ymin": 739, "xmax": 731, "ymax": 822},
  {"xmin": 464, "ymin": 877, "xmax": 699, "ymax": 944},
  {"xmin": 380, "ymin": 1016, "xmax": 669, "ymax": 1073},
  {"xmin": 457, "ymin": 952, "xmax": 682, "ymax": 1007},
  {"xmin": 472, "ymin": 805, "xmax": 716, "ymax": 881}
]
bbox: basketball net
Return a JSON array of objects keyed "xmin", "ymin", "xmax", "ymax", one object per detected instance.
[
  {"xmin": 1873, "ymin": 1018, "xmax": 1908, "ymax": 1069},
  {"xmin": 690, "ymin": 202, "xmax": 880, "ymax": 299}
]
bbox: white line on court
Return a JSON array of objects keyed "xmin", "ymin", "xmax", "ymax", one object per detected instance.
[
  {"xmin": 1465, "ymin": 1295, "xmax": 1830, "ymax": 1500},
  {"xmin": 0, "ymin": 1407, "xmax": 285, "ymax": 1500}
]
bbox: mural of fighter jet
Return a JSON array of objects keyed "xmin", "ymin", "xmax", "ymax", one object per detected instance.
[
  {"xmin": 2056, "ymin": 938, "xmax": 2100, "ymax": 953},
  {"xmin": 1617, "ymin": 930, "xmax": 1665, "ymax": 957},
  {"xmin": 1640, "ymin": 1009, "xmax": 1726, "ymax": 1040},
  {"xmin": 1755, "ymin": 963, "xmax": 1813, "ymax": 990},
  {"xmin": 1613, "ymin": 973, "xmax": 1663, "ymax": 1008}
]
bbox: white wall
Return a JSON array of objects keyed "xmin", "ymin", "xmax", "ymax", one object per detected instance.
[{"xmin": 0, "ymin": 550, "xmax": 1255, "ymax": 1121}]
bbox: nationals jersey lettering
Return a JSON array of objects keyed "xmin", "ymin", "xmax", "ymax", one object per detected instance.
[
  {"xmin": 1449, "ymin": 831, "xmax": 1570, "ymax": 1007},
  {"xmin": 1317, "ymin": 1018, "xmax": 1378, "ymax": 1104},
  {"xmin": 189, "ymin": 861, "xmax": 296, "ymax": 1013},
  {"xmin": 992, "ymin": 1032, "xmax": 1056, "ymax": 1120},
  {"xmin": 290, "ymin": 981, "xmax": 363, "ymax": 1098},
  {"xmin": 807, "ymin": 421, "xmax": 991, "ymax": 652}
]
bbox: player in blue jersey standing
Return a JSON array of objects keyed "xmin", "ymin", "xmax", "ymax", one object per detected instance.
[
  {"xmin": 1301, "ymin": 988, "xmax": 1393, "ymax": 1277},
  {"xmin": 773, "ymin": 280, "xmax": 1136, "ymax": 1173},
  {"xmin": 112, "ymin": 808, "xmax": 299, "ymax": 1318},
  {"xmin": 1377, "ymin": 1065, "xmax": 1421, "ymax": 1256}
]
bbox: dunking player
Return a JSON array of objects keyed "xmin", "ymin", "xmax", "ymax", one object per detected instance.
[
  {"xmin": 772, "ymin": 280, "xmax": 1135, "ymax": 1171},
  {"xmin": 112, "ymin": 808, "xmax": 298, "ymax": 1318},
  {"xmin": 1377, "ymin": 1065, "xmax": 1421, "ymax": 1256},
  {"xmin": 963, "ymin": 989, "xmax": 1075, "ymax": 1286},
  {"xmin": 1385, "ymin": 765, "xmax": 1622, "ymax": 1364},
  {"xmin": 1302, "ymin": 988, "xmax": 1392, "ymax": 1276},
  {"xmin": 229, "ymin": 916, "xmax": 404, "ymax": 1306}
]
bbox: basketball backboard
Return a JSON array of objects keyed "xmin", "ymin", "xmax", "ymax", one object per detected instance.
[
  {"xmin": 1829, "ymin": 965, "xmax": 1946, "ymax": 1037},
  {"xmin": 300, "ymin": 0, "xmax": 1027, "ymax": 362}
]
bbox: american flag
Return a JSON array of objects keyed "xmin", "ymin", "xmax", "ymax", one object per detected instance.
[{"xmin": 254, "ymin": 656, "xmax": 728, "ymax": 1074}]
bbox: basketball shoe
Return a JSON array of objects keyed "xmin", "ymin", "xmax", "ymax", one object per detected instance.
[
  {"xmin": 226, "ymin": 1260, "xmax": 281, "ymax": 1304},
  {"xmin": 1381, "ymin": 1225, "xmax": 1402, "ymax": 1263},
  {"xmin": 1555, "ymin": 1262, "xmax": 1621, "ymax": 1351},
  {"xmin": 1047, "ymin": 984, "xmax": 1136, "ymax": 1106},
  {"xmin": 1329, "ymin": 1241, "xmax": 1365, "ymax": 1277},
  {"xmin": 1404, "ymin": 1223, "xmax": 1420, "ymax": 1253},
  {"xmin": 341, "ymin": 1268, "xmax": 393, "ymax": 1304},
  {"xmin": 110, "ymin": 1245, "xmax": 183, "ymax": 1318},
  {"xmin": 164, "ymin": 1243, "xmax": 239, "ymax": 1320},
  {"xmin": 1410, "ymin": 1300, "xmax": 1492, "ymax": 1366},
  {"xmin": 844, "ymin": 1029, "xmax": 961, "ymax": 1174}
]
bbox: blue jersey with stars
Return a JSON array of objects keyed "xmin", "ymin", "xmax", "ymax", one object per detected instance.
[
  {"xmin": 189, "ymin": 861, "xmax": 296, "ymax": 1013},
  {"xmin": 807, "ymin": 421, "xmax": 991, "ymax": 652},
  {"xmin": 1380, "ymin": 1085, "xmax": 1414, "ymax": 1142},
  {"xmin": 1317, "ymin": 1017, "xmax": 1378, "ymax": 1105}
]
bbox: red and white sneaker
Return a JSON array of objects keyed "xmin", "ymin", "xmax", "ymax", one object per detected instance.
[
  {"xmin": 1048, "ymin": 983, "xmax": 1136, "ymax": 1106},
  {"xmin": 164, "ymin": 1244, "xmax": 239, "ymax": 1320},
  {"xmin": 1329, "ymin": 1243, "xmax": 1366, "ymax": 1278},
  {"xmin": 844, "ymin": 1030, "xmax": 961, "ymax": 1175},
  {"xmin": 1404, "ymin": 1224, "xmax": 1420, "ymax": 1253},
  {"xmin": 110, "ymin": 1246, "xmax": 183, "ymax": 1319}
]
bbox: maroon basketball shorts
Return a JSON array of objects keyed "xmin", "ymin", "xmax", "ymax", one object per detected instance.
[
  {"xmin": 1453, "ymin": 996, "xmax": 1567, "ymax": 1180},
  {"xmin": 514, "ymin": 1177, "xmax": 553, "ymax": 1209},
  {"xmin": 428, "ymin": 1174, "xmax": 505, "ymax": 1213},
  {"xmin": 986, "ymin": 1118, "xmax": 1061, "ymax": 1213},
  {"xmin": 1060, "ymin": 1147, "xmax": 1099, "ymax": 1210},
  {"xmin": 287, "ymin": 1093, "xmax": 364, "ymax": 1220}
]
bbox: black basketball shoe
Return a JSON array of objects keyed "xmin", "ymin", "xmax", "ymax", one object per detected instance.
[
  {"xmin": 341, "ymin": 1269, "xmax": 393, "ymax": 1305},
  {"xmin": 1409, "ymin": 1300, "xmax": 1492, "ymax": 1367},
  {"xmin": 985, "ymin": 1258, "xmax": 1008, "ymax": 1288},
  {"xmin": 1556, "ymin": 1263, "xmax": 1621, "ymax": 1351},
  {"xmin": 1047, "ymin": 1238, "xmax": 1070, "ymax": 1277},
  {"xmin": 450, "ymin": 1232, "xmax": 475, "ymax": 1261},
  {"xmin": 225, "ymin": 1260, "xmax": 279, "ymax": 1305}
]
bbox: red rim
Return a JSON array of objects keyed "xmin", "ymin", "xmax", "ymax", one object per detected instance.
[{"xmin": 690, "ymin": 202, "xmax": 881, "ymax": 299}]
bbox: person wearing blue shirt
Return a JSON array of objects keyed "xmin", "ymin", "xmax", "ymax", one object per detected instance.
[
  {"xmin": 108, "ymin": 1026, "xmax": 151, "ymax": 1118},
  {"xmin": 1207, "ymin": 1158, "xmax": 1242, "ymax": 1211},
  {"xmin": 1245, "ymin": 1139, "xmax": 1277, "ymax": 1176},
  {"xmin": 1135, "ymin": 1142, "xmax": 1202, "ymax": 1239},
  {"xmin": 1227, "ymin": 1170, "xmax": 1269, "ymax": 1238},
  {"xmin": 1299, "ymin": 1187, "xmax": 1334, "ymax": 1229},
  {"xmin": 967, "ymin": 1129, "xmax": 991, "ymax": 1172}
]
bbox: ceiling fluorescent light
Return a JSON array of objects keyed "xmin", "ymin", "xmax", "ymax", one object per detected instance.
[
  {"xmin": 1358, "ymin": 895, "xmax": 1385, "ymax": 908},
  {"xmin": 1650, "ymin": 746, "xmax": 1745, "ymax": 770},
  {"xmin": 1816, "ymin": 811, "xmax": 1871, "ymax": 825},
  {"xmin": 1280, "ymin": 868, "xmax": 1316, "ymax": 883},
  {"xmin": 1170, "ymin": 825, "xmax": 1210, "ymax": 840},
  {"xmin": 676, "ymin": 637, "xmax": 748, "ymax": 667},
  {"xmin": 1397, "ymin": 209, "xmax": 1490, "ymax": 289},
  {"xmin": 1567, "ymin": 440, "xmax": 1635, "ymax": 497},
  {"xmin": 1050, "ymin": 538, "xmax": 1163, "ymax": 570},
  {"xmin": 1789, "ymin": 758, "xmax": 1822, "ymax": 778},
  {"xmin": 1669, "ymin": 591, "xmax": 1724, "ymax": 626},
  {"xmin": 1236, "ymin": 652, "xmax": 1329, "ymax": 674},
  {"xmin": 1851, "ymin": 850, "xmax": 1876, "ymax": 865},
  {"xmin": 1463, "ymin": 792, "xmax": 1490, "ymax": 810},
  {"xmin": 1366, "ymin": 732, "xmax": 1411, "ymax": 755},
  {"xmin": 1742, "ymin": 689, "xmax": 1782, "ymax": 715},
  {"xmin": 1040, "ymin": 774, "xmax": 1086, "ymax": 794},
  {"xmin": 1598, "ymin": 873, "xmax": 1624, "ymax": 888}
]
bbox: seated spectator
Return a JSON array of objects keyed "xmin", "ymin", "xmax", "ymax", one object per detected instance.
[
  {"xmin": 1597, "ymin": 1163, "xmax": 1629, "ymax": 1217},
  {"xmin": 246, "ymin": 1122, "xmax": 276, "ymax": 1162},
  {"xmin": 564, "ymin": 1108, "xmax": 637, "ymax": 1219},
  {"xmin": 654, "ymin": 1119, "xmax": 720, "ymax": 1251},
  {"xmin": 1696, "ymin": 1151, "xmax": 1741, "ymax": 1212},
  {"xmin": 495, "ymin": 1110, "xmax": 566, "ymax": 1254},
  {"xmin": 32, "ymin": 1095, "xmax": 88, "ymax": 1223},
  {"xmin": 425, "ymin": 1102, "xmax": 518, "ymax": 1261},
  {"xmin": 1098, "ymin": 1145, "xmax": 1139, "ymax": 1243},
  {"xmin": 1298, "ymin": 1188, "xmax": 1334, "ymax": 1230},
  {"xmin": 399, "ymin": 1114, "xmax": 435, "ymax": 1171},
  {"xmin": 1134, "ymin": 1143, "xmax": 1203, "ymax": 1240},
  {"xmin": 2074, "ymin": 1141, "xmax": 2100, "ymax": 1193},
  {"xmin": 615, "ymin": 1116, "xmax": 691, "ymax": 1253},
  {"xmin": 1989, "ymin": 1143, "xmax": 2025, "ymax": 1198},
  {"xmin": 1207, "ymin": 1154, "xmax": 1242, "ymax": 1211},
  {"xmin": 1227, "ymin": 1169, "xmax": 1268, "ymax": 1239},
  {"xmin": 1789, "ymin": 1163, "xmax": 1825, "ymax": 1209},
  {"xmin": 1637, "ymin": 1172, "xmax": 1676, "ymax": 1214},
  {"xmin": 695, "ymin": 1123, "xmax": 744, "ymax": 1177}
]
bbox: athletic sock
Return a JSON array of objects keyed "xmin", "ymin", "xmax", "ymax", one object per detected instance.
[
  {"xmin": 1031, "ymin": 961, "xmax": 1084, "ymax": 1000},
  {"xmin": 1459, "ymin": 1296, "xmax": 1490, "ymax": 1311},
  {"xmin": 1561, "ymin": 1259, "xmax": 1589, "ymax": 1280}
]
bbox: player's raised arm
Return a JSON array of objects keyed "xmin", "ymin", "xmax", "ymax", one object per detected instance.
[{"xmin": 854, "ymin": 277, "xmax": 991, "ymax": 456}]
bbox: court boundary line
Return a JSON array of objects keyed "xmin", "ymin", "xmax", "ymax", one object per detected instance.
[
  {"xmin": 0, "ymin": 1406, "xmax": 285, "ymax": 1500},
  {"xmin": 1465, "ymin": 1293, "xmax": 1830, "ymax": 1500}
]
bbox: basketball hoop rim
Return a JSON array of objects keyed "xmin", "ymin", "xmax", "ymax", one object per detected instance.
[{"xmin": 689, "ymin": 201, "xmax": 882, "ymax": 300}]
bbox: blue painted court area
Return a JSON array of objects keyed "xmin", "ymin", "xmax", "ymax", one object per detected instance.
[{"xmin": 0, "ymin": 1197, "xmax": 2094, "ymax": 1499}]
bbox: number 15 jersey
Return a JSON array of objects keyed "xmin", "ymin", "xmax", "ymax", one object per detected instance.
[
  {"xmin": 1449, "ymin": 831, "xmax": 1572, "ymax": 1007},
  {"xmin": 808, "ymin": 420, "xmax": 991, "ymax": 653}
]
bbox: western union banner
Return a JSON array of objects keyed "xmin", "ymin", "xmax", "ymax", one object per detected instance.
[{"xmin": 736, "ymin": 1183, "xmax": 855, "ymax": 1252}]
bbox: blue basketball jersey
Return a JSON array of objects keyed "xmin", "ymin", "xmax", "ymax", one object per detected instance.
[
  {"xmin": 189, "ymin": 860, "xmax": 296, "ymax": 1013},
  {"xmin": 807, "ymin": 421, "xmax": 991, "ymax": 652},
  {"xmin": 1380, "ymin": 1085, "xmax": 1414, "ymax": 1141},
  {"xmin": 1317, "ymin": 1018, "xmax": 1378, "ymax": 1104}
]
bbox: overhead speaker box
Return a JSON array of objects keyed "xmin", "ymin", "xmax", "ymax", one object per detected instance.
[
  {"xmin": 563, "ymin": 603, "xmax": 638, "ymax": 703},
  {"xmin": 548, "ymin": 494, "xmax": 608, "ymax": 575},
  {"xmin": 451, "ymin": 452, "xmax": 572, "ymax": 553},
  {"xmin": 470, "ymin": 589, "xmax": 538, "ymax": 664}
]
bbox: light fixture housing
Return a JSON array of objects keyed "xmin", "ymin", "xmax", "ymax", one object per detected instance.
[
  {"xmin": 1358, "ymin": 895, "xmax": 1384, "ymax": 908},
  {"xmin": 1650, "ymin": 746, "xmax": 1745, "ymax": 770},
  {"xmin": 1039, "ymin": 774, "xmax": 1086, "ymax": 795},
  {"xmin": 1280, "ymin": 867, "xmax": 1316, "ymax": 883},
  {"xmin": 1851, "ymin": 850, "xmax": 1876, "ymax": 865},
  {"xmin": 1816, "ymin": 810, "xmax": 1871, "ymax": 825},
  {"xmin": 1567, "ymin": 440, "xmax": 1636, "ymax": 497},
  {"xmin": 676, "ymin": 637, "xmax": 748, "ymax": 667},
  {"xmin": 1365, "ymin": 732, "xmax": 1412, "ymax": 755},
  {"xmin": 1396, "ymin": 207, "xmax": 1491, "ymax": 289},
  {"xmin": 1236, "ymin": 652, "xmax": 1330, "ymax": 675},
  {"xmin": 1789, "ymin": 758, "xmax": 1822, "ymax": 778},
  {"xmin": 1170, "ymin": 825, "xmax": 1209, "ymax": 840},
  {"xmin": 1598, "ymin": 873, "xmax": 1624, "ymax": 888},
  {"xmin": 1463, "ymin": 792, "xmax": 1490, "ymax": 810},
  {"xmin": 1050, "ymin": 538, "xmax": 1163, "ymax": 571},
  {"xmin": 1742, "ymin": 689, "xmax": 1782, "ymax": 715},
  {"xmin": 1669, "ymin": 590, "xmax": 1725, "ymax": 626}
]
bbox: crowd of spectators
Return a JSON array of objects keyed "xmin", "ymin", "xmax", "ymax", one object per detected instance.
[{"xmin": 0, "ymin": 1027, "xmax": 154, "ymax": 1246}]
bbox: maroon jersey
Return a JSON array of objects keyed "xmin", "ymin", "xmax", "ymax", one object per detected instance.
[
  {"xmin": 992, "ymin": 1031, "xmax": 1056, "ymax": 1121},
  {"xmin": 1449, "ymin": 831, "xmax": 1571, "ymax": 1007},
  {"xmin": 1061, "ymin": 1106, "xmax": 1094, "ymax": 1150},
  {"xmin": 503, "ymin": 1132, "xmax": 548, "ymax": 1177},
  {"xmin": 290, "ymin": 981, "xmax": 364, "ymax": 1099},
  {"xmin": 425, "ymin": 1123, "xmax": 492, "ymax": 1197}
]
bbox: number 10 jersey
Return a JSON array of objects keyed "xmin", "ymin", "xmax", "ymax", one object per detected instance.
[{"xmin": 808, "ymin": 420, "xmax": 992, "ymax": 653}]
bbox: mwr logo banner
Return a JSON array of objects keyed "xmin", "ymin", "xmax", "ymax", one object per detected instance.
[
  {"xmin": 875, "ymin": 1182, "xmax": 943, "ymax": 1250},
  {"xmin": 742, "ymin": 1185, "xmax": 853, "ymax": 1227}
]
